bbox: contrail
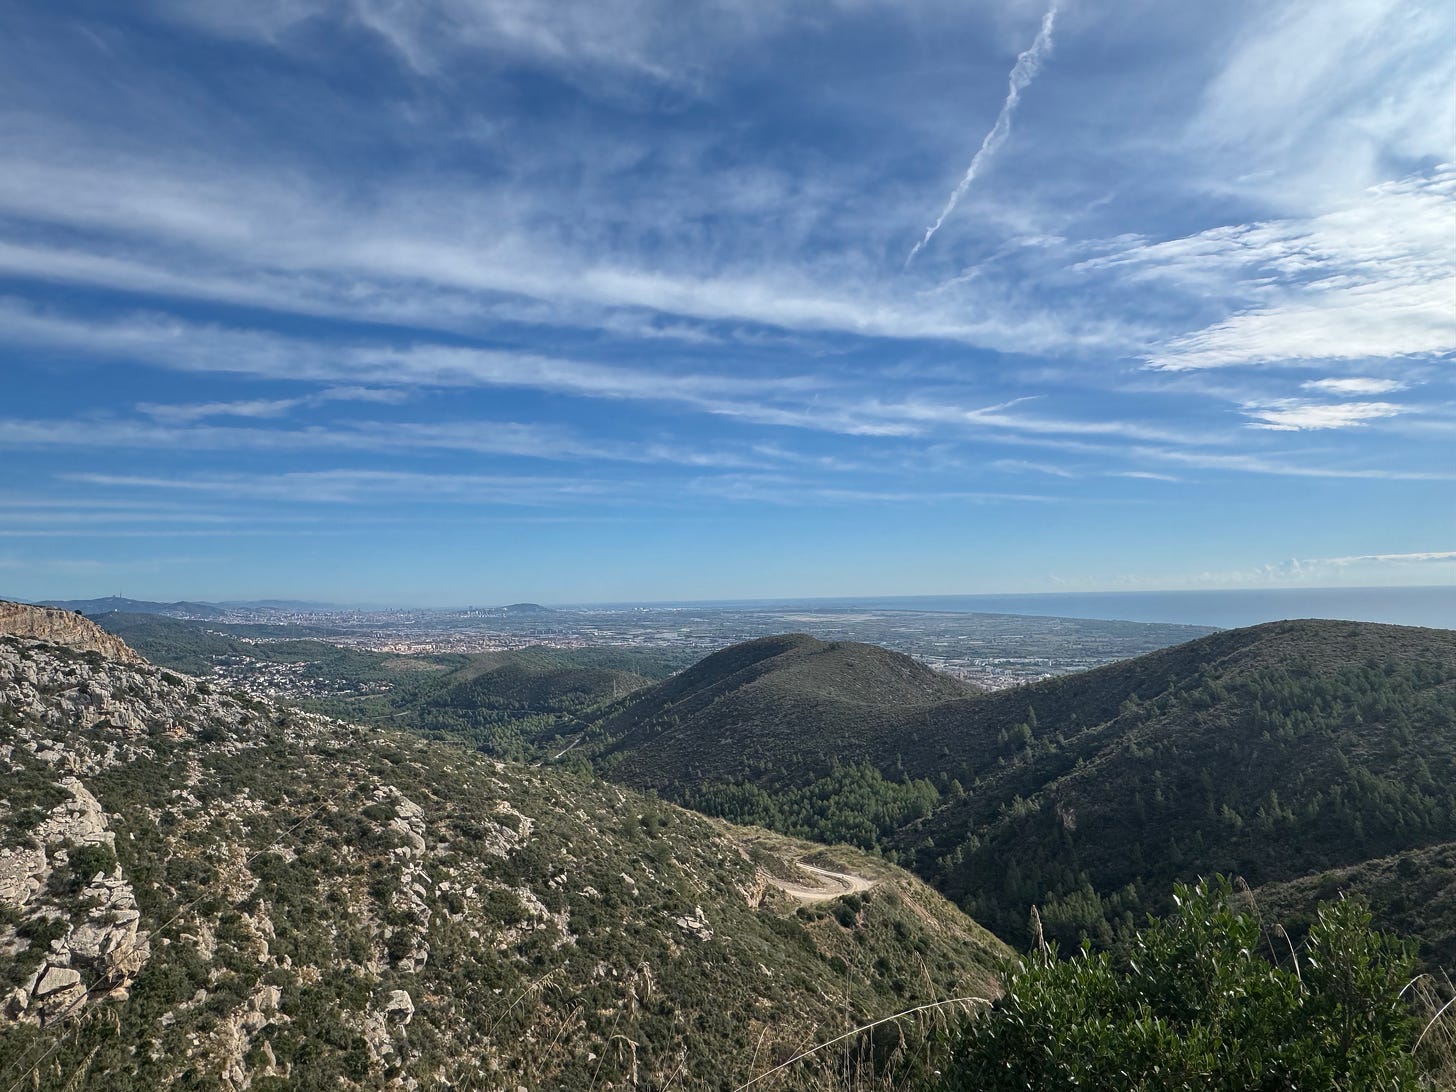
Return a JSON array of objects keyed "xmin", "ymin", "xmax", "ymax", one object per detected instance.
[{"xmin": 905, "ymin": 4, "xmax": 1060, "ymax": 267}]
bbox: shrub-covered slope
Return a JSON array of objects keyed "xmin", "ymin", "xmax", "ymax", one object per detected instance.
[
  {"xmin": 896, "ymin": 620, "xmax": 1456, "ymax": 954},
  {"xmin": 581, "ymin": 622, "xmax": 1456, "ymax": 966},
  {"xmin": 0, "ymin": 635, "xmax": 1006, "ymax": 1090},
  {"xmin": 92, "ymin": 613, "xmax": 679, "ymax": 759},
  {"xmin": 589, "ymin": 633, "xmax": 978, "ymax": 790},
  {"xmin": 421, "ymin": 649, "xmax": 655, "ymax": 714}
]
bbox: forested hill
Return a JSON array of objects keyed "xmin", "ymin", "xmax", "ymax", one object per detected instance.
[
  {"xmin": 581, "ymin": 620, "xmax": 1456, "ymax": 967},
  {"xmin": 905, "ymin": 619, "xmax": 1456, "ymax": 958},
  {"xmin": 588, "ymin": 633, "xmax": 978, "ymax": 789}
]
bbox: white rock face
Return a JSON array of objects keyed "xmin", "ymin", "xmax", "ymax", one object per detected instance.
[
  {"xmin": 383, "ymin": 989, "xmax": 414, "ymax": 1024},
  {"xmin": 674, "ymin": 905, "xmax": 713, "ymax": 941},
  {"xmin": 34, "ymin": 777, "xmax": 114, "ymax": 847},
  {"xmin": 0, "ymin": 846, "xmax": 46, "ymax": 906},
  {"xmin": 0, "ymin": 601, "xmax": 145, "ymax": 664},
  {"xmin": 0, "ymin": 709, "xmax": 150, "ymax": 1024}
]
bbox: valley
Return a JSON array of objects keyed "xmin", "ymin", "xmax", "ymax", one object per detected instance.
[{"xmin": 62, "ymin": 597, "xmax": 1215, "ymax": 694}]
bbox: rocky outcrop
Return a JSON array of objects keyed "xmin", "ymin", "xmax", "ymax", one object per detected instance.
[
  {"xmin": 0, "ymin": 776, "xmax": 151, "ymax": 1025},
  {"xmin": 0, "ymin": 601, "xmax": 145, "ymax": 665}
]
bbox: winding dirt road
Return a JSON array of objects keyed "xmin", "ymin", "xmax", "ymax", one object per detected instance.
[{"xmin": 767, "ymin": 860, "xmax": 876, "ymax": 903}]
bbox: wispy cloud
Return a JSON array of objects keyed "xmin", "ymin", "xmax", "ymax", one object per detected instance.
[
  {"xmin": 905, "ymin": 3, "xmax": 1059, "ymax": 266},
  {"xmin": 2, "ymin": 299, "xmax": 836, "ymax": 417},
  {"xmin": 66, "ymin": 469, "xmax": 627, "ymax": 506},
  {"xmin": 0, "ymin": 414, "xmax": 802, "ymax": 472},
  {"xmin": 137, "ymin": 398, "xmax": 303, "ymax": 423},
  {"xmin": 1242, "ymin": 399, "xmax": 1405, "ymax": 431},
  {"xmin": 1110, "ymin": 470, "xmax": 1181, "ymax": 482},
  {"xmin": 1301, "ymin": 376, "xmax": 1406, "ymax": 395},
  {"xmin": 1132, "ymin": 446, "xmax": 1453, "ymax": 481},
  {"xmin": 1327, "ymin": 550, "xmax": 1456, "ymax": 565},
  {"xmin": 136, "ymin": 388, "xmax": 407, "ymax": 423},
  {"xmin": 687, "ymin": 473, "xmax": 1059, "ymax": 507},
  {"xmin": 1, "ymin": 1, "xmax": 1452, "ymax": 601},
  {"xmin": 1123, "ymin": 168, "xmax": 1456, "ymax": 372},
  {"xmin": 152, "ymin": 0, "xmax": 780, "ymax": 85},
  {"xmin": 992, "ymin": 458, "xmax": 1076, "ymax": 478},
  {"xmin": 0, "ymin": 300, "xmax": 1209, "ymax": 448},
  {"xmin": 1191, "ymin": 0, "xmax": 1456, "ymax": 202}
]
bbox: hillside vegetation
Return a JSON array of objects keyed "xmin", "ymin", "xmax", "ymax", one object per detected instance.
[
  {"xmin": 905, "ymin": 621, "xmax": 1456, "ymax": 956},
  {"xmin": 92, "ymin": 613, "xmax": 685, "ymax": 759},
  {"xmin": 576, "ymin": 621, "xmax": 1456, "ymax": 971},
  {"xmin": 590, "ymin": 634, "xmax": 976, "ymax": 787},
  {"xmin": 2, "ymin": 604, "xmax": 1451, "ymax": 1087},
  {"xmin": 0, "ymin": 632, "xmax": 1007, "ymax": 1090},
  {"xmin": 939, "ymin": 876, "xmax": 1443, "ymax": 1091}
]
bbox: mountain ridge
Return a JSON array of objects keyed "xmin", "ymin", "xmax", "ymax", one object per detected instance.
[
  {"xmin": 574, "ymin": 620, "xmax": 1456, "ymax": 966},
  {"xmin": 590, "ymin": 633, "xmax": 979, "ymax": 791}
]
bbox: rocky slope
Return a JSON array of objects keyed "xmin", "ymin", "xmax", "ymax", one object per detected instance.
[
  {"xmin": 0, "ymin": 634, "xmax": 1007, "ymax": 1090},
  {"xmin": 0, "ymin": 601, "xmax": 145, "ymax": 665}
]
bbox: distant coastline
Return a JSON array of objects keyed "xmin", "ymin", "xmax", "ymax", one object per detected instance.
[{"xmin": 579, "ymin": 585, "xmax": 1456, "ymax": 631}]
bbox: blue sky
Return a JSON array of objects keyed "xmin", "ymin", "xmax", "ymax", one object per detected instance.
[{"xmin": 1, "ymin": 0, "xmax": 1452, "ymax": 605}]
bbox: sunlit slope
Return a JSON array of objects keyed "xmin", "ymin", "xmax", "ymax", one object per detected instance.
[{"xmin": 0, "ymin": 633, "xmax": 1005, "ymax": 1090}]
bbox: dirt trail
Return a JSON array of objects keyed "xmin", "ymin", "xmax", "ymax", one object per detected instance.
[{"xmin": 767, "ymin": 860, "xmax": 876, "ymax": 903}]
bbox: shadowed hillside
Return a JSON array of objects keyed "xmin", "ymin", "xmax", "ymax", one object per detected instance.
[
  {"xmin": 424, "ymin": 648, "xmax": 656, "ymax": 711},
  {"xmin": 899, "ymin": 620, "xmax": 1456, "ymax": 954},
  {"xmin": 590, "ymin": 633, "xmax": 978, "ymax": 790}
]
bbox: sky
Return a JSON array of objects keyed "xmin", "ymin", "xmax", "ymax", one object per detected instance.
[{"xmin": 1, "ymin": 0, "xmax": 1453, "ymax": 606}]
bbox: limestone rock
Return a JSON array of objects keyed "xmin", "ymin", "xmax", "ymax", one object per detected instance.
[
  {"xmin": 673, "ymin": 905, "xmax": 713, "ymax": 941},
  {"xmin": 383, "ymin": 989, "xmax": 414, "ymax": 1024},
  {"xmin": 0, "ymin": 846, "xmax": 46, "ymax": 907},
  {"xmin": 34, "ymin": 777, "xmax": 114, "ymax": 848},
  {"xmin": 0, "ymin": 602, "xmax": 145, "ymax": 664},
  {"xmin": 35, "ymin": 965, "xmax": 82, "ymax": 996}
]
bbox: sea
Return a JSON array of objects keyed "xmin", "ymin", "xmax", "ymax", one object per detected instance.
[{"xmin": 598, "ymin": 586, "xmax": 1456, "ymax": 631}]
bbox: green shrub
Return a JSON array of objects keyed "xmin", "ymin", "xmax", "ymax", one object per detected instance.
[{"xmin": 941, "ymin": 876, "xmax": 1422, "ymax": 1090}]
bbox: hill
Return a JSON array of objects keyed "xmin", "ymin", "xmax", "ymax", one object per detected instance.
[
  {"xmin": 893, "ymin": 620, "xmax": 1456, "ymax": 957},
  {"xmin": 423, "ymin": 648, "xmax": 657, "ymax": 711},
  {"xmin": 575, "ymin": 622, "xmax": 1456, "ymax": 969},
  {"xmin": 589, "ymin": 633, "xmax": 978, "ymax": 788},
  {"xmin": 37, "ymin": 596, "xmax": 229, "ymax": 620},
  {"xmin": 87, "ymin": 613, "xmax": 680, "ymax": 759},
  {"xmin": 404, "ymin": 648, "xmax": 670, "ymax": 758},
  {"xmin": 0, "ymin": 633, "xmax": 1007, "ymax": 1089}
]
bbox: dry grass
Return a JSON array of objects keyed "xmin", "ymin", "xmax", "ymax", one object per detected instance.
[{"xmin": 1409, "ymin": 970, "xmax": 1456, "ymax": 1088}]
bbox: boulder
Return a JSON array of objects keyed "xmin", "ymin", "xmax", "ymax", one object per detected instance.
[{"xmin": 383, "ymin": 989, "xmax": 414, "ymax": 1024}]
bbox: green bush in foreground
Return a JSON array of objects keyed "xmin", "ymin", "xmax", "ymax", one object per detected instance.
[{"xmin": 941, "ymin": 876, "xmax": 1424, "ymax": 1091}]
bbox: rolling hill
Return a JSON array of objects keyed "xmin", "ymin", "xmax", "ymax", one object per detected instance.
[
  {"xmin": 422, "ymin": 648, "xmax": 659, "ymax": 712},
  {"xmin": 86, "ymin": 614, "xmax": 682, "ymax": 759},
  {"xmin": 588, "ymin": 633, "xmax": 978, "ymax": 789},
  {"xmin": 578, "ymin": 621, "xmax": 1456, "ymax": 968},
  {"xmin": 899, "ymin": 620, "xmax": 1456, "ymax": 954},
  {"xmin": 37, "ymin": 596, "xmax": 230, "ymax": 620}
]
